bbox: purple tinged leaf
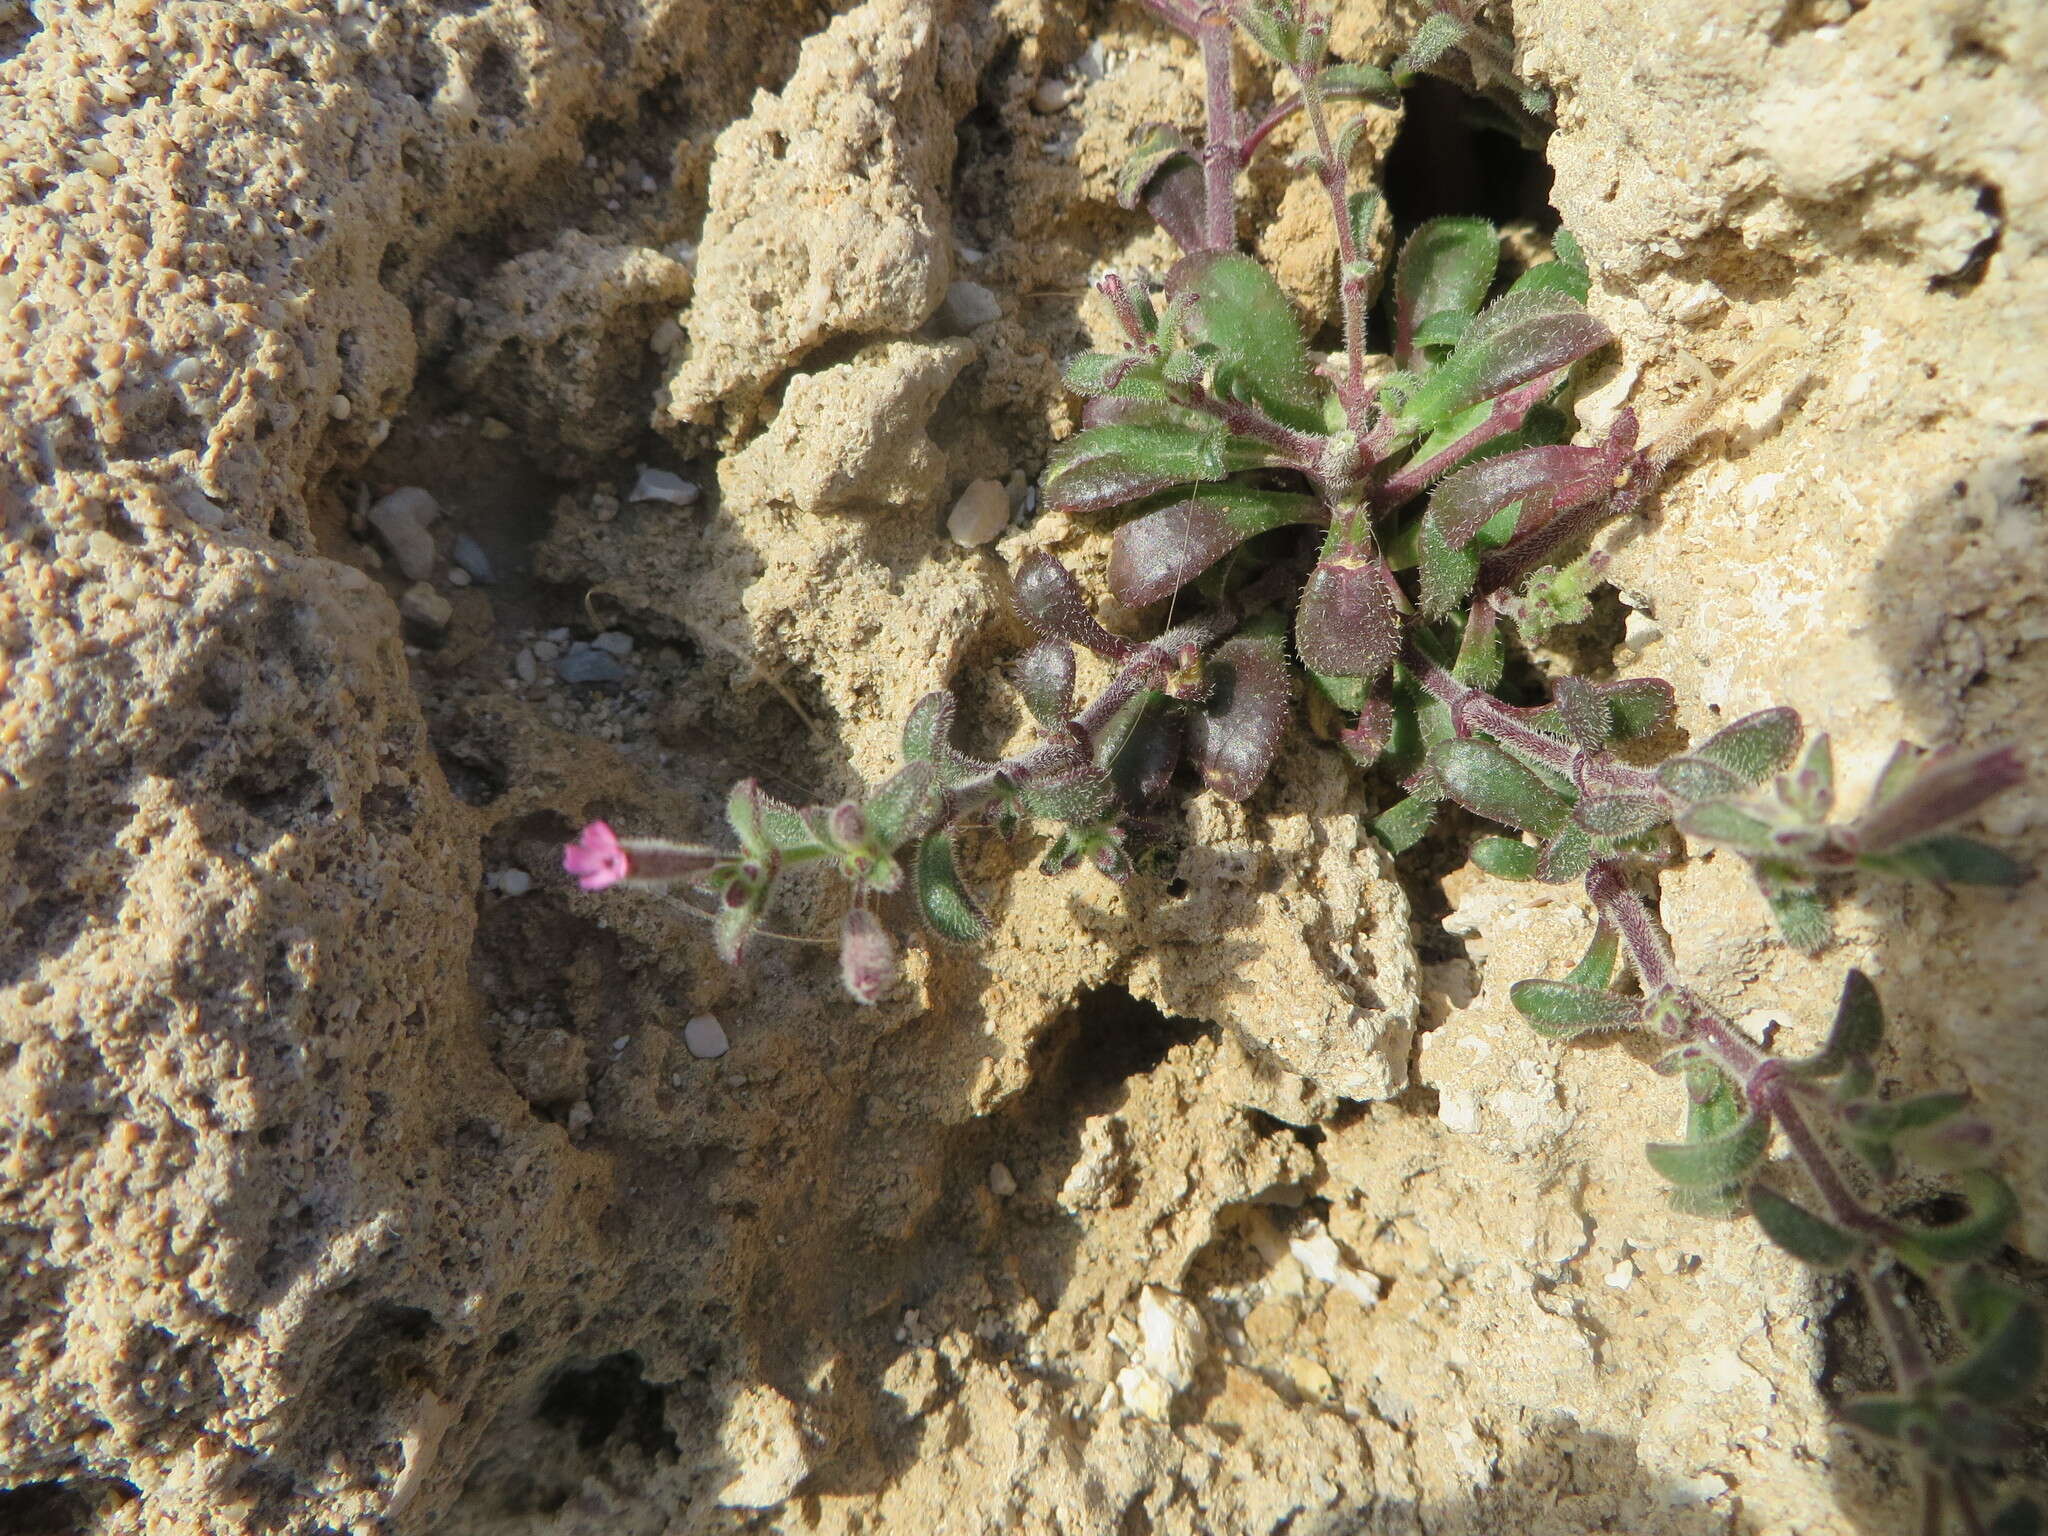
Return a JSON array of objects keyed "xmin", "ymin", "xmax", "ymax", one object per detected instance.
[
  {"xmin": 1394, "ymin": 217, "xmax": 1498, "ymax": 366},
  {"xmin": 1859, "ymin": 835, "xmax": 2030, "ymax": 887},
  {"xmin": 1040, "ymin": 420, "xmax": 1230, "ymax": 516},
  {"xmin": 1340, "ymin": 691, "xmax": 1396, "ymax": 768},
  {"xmin": 827, "ymin": 801, "xmax": 866, "ymax": 849},
  {"xmin": 1601, "ymin": 677, "xmax": 1675, "ymax": 741},
  {"xmin": 1295, "ymin": 552, "xmax": 1400, "ymax": 682},
  {"xmin": 1657, "ymin": 755, "xmax": 1748, "ymax": 802},
  {"xmin": 1013, "ymin": 552, "xmax": 1136, "ymax": 659},
  {"xmin": 1108, "ymin": 487, "xmax": 1321, "ymax": 608},
  {"xmin": 1142, "ymin": 155, "xmax": 1209, "ymax": 254},
  {"xmin": 1749, "ymin": 1184, "xmax": 1862, "ymax": 1268},
  {"xmin": 1013, "ymin": 639, "xmax": 1076, "ymax": 728},
  {"xmin": 1851, "ymin": 743, "xmax": 2025, "ymax": 854},
  {"xmin": 838, "ymin": 907, "xmax": 898, "ymax": 1005},
  {"xmin": 1188, "ymin": 632, "xmax": 1293, "ymax": 801},
  {"xmin": 1430, "ymin": 412, "xmax": 1639, "ymax": 548}
]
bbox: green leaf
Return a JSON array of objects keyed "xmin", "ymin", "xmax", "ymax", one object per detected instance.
[
  {"xmin": 1766, "ymin": 881, "xmax": 1832, "ymax": 954},
  {"xmin": 1396, "ymin": 290, "xmax": 1611, "ymax": 432},
  {"xmin": 1041, "ymin": 419, "xmax": 1235, "ymax": 516},
  {"xmin": 864, "ymin": 762, "xmax": 940, "ymax": 850},
  {"xmin": 1394, "ymin": 216, "xmax": 1497, "ymax": 364},
  {"xmin": 1780, "ymin": 732, "xmax": 1835, "ymax": 820},
  {"xmin": 914, "ymin": 832, "xmax": 988, "ymax": 943},
  {"xmin": 1535, "ymin": 822, "xmax": 1593, "ymax": 884},
  {"xmin": 1344, "ymin": 187, "xmax": 1383, "ymax": 270},
  {"xmin": 1168, "ymin": 250, "xmax": 1327, "ymax": 433},
  {"xmin": 1062, "ymin": 351, "xmax": 1152, "ymax": 397},
  {"xmin": 1565, "ymin": 923, "xmax": 1621, "ymax": 988},
  {"xmin": 1658, "ymin": 755, "xmax": 1746, "ymax": 803},
  {"xmin": 726, "ymin": 780, "xmax": 815, "ymax": 858},
  {"xmin": 1432, "ymin": 737, "xmax": 1570, "ymax": 836},
  {"xmin": 1509, "ymin": 252, "xmax": 1591, "ymax": 304},
  {"xmin": 1646, "ymin": 1110, "xmax": 1771, "ymax": 1189},
  {"xmin": 1575, "ymin": 795, "xmax": 1668, "ymax": 838},
  {"xmin": 1894, "ymin": 1170, "xmax": 2018, "ymax": 1269},
  {"xmin": 1509, "ymin": 979, "xmax": 1639, "ymax": 1037},
  {"xmin": 1677, "ymin": 800, "xmax": 1776, "ymax": 852},
  {"xmin": 902, "ymin": 691, "xmax": 957, "ymax": 765},
  {"xmin": 1320, "ymin": 61, "xmax": 1399, "ymax": 100},
  {"xmin": 1839, "ymin": 1394, "xmax": 1926, "ymax": 1444},
  {"xmin": 1417, "ymin": 512, "xmax": 1481, "ymax": 619},
  {"xmin": 1603, "ymin": 678, "xmax": 1674, "ymax": 740},
  {"xmin": 1471, "ymin": 835, "xmax": 1538, "ymax": 880},
  {"xmin": 1693, "ymin": 707, "xmax": 1803, "ymax": 786},
  {"xmin": 1943, "ymin": 1269, "xmax": 2044, "ymax": 1407},
  {"xmin": 1748, "ymin": 1184, "xmax": 1862, "ymax": 1267},
  {"xmin": 1372, "ymin": 793, "xmax": 1437, "ymax": 853},
  {"xmin": 1788, "ymin": 968, "xmax": 1885, "ymax": 1077},
  {"xmin": 1859, "ymin": 834, "xmax": 2030, "ymax": 887},
  {"xmin": 1232, "ymin": 0, "xmax": 1303, "ymax": 62},
  {"xmin": 1394, "ymin": 10, "xmax": 1466, "ymax": 79}
]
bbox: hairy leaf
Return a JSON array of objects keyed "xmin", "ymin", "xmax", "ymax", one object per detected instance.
[
  {"xmin": 1014, "ymin": 640, "xmax": 1076, "ymax": 727},
  {"xmin": 1041, "ymin": 419, "xmax": 1234, "ymax": 516},
  {"xmin": 1853, "ymin": 743, "xmax": 2024, "ymax": 854},
  {"xmin": 1471, "ymin": 835, "xmax": 1539, "ymax": 880},
  {"xmin": 1602, "ymin": 677, "xmax": 1676, "ymax": 740},
  {"xmin": 1766, "ymin": 880, "xmax": 1832, "ymax": 954},
  {"xmin": 864, "ymin": 762, "xmax": 941, "ymax": 850},
  {"xmin": 914, "ymin": 832, "xmax": 988, "ymax": 943},
  {"xmin": 1788, "ymin": 968, "xmax": 1885, "ymax": 1078},
  {"xmin": 1417, "ymin": 511, "xmax": 1481, "ymax": 618},
  {"xmin": 1575, "ymin": 794, "xmax": 1668, "ymax": 838},
  {"xmin": 1169, "ymin": 250, "xmax": 1327, "ymax": 432},
  {"xmin": 1944, "ymin": 1270, "xmax": 2045, "ymax": 1407},
  {"xmin": 1373, "ymin": 793, "xmax": 1437, "ymax": 853},
  {"xmin": 1397, "ymin": 290, "xmax": 1610, "ymax": 431},
  {"xmin": 1109, "ymin": 487, "xmax": 1321, "ymax": 607},
  {"xmin": 1510, "ymin": 978, "xmax": 1640, "ymax": 1036},
  {"xmin": 1677, "ymin": 799, "xmax": 1775, "ymax": 852},
  {"xmin": 1536, "ymin": 821, "xmax": 1594, "ymax": 883},
  {"xmin": 1428, "ymin": 427, "xmax": 1634, "ymax": 548},
  {"xmin": 1566, "ymin": 923, "xmax": 1622, "ymax": 989},
  {"xmin": 1894, "ymin": 1170, "xmax": 2019, "ymax": 1269},
  {"xmin": 1394, "ymin": 216, "xmax": 1497, "ymax": 365},
  {"xmin": 1749, "ymin": 1184, "xmax": 1862, "ymax": 1268},
  {"xmin": 1646, "ymin": 1110, "xmax": 1771, "ymax": 1189},
  {"xmin": 1859, "ymin": 834, "xmax": 2030, "ymax": 887},
  {"xmin": 1296, "ymin": 553, "xmax": 1401, "ymax": 681},
  {"xmin": 1432, "ymin": 737, "xmax": 1570, "ymax": 836},
  {"xmin": 1013, "ymin": 551, "xmax": 1137, "ymax": 659},
  {"xmin": 1693, "ymin": 707, "xmax": 1803, "ymax": 786},
  {"xmin": 1190, "ymin": 631, "xmax": 1293, "ymax": 801}
]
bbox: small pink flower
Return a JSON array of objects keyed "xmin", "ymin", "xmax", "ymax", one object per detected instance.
[{"xmin": 563, "ymin": 821, "xmax": 630, "ymax": 891}]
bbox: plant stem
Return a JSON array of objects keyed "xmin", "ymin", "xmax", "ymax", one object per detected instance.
[
  {"xmin": 1198, "ymin": 7, "xmax": 1241, "ymax": 251},
  {"xmin": 1290, "ymin": 57, "xmax": 1372, "ymax": 430},
  {"xmin": 1368, "ymin": 367, "xmax": 1576, "ymax": 511},
  {"xmin": 1405, "ymin": 648, "xmax": 1669, "ymax": 802}
]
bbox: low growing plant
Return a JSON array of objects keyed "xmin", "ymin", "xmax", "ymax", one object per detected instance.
[{"xmin": 565, "ymin": 2, "xmax": 2041, "ymax": 1527}]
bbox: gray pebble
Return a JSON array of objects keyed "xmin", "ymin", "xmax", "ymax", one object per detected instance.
[
  {"xmin": 940, "ymin": 280, "xmax": 1003, "ymax": 332},
  {"xmin": 514, "ymin": 647, "xmax": 538, "ymax": 684},
  {"xmin": 368, "ymin": 487, "xmax": 440, "ymax": 582},
  {"xmin": 451, "ymin": 534, "xmax": 494, "ymax": 583},
  {"xmin": 399, "ymin": 581, "xmax": 452, "ymax": 633},
  {"xmin": 531, "ymin": 640, "xmax": 561, "ymax": 662},
  {"xmin": 557, "ymin": 649, "xmax": 627, "ymax": 685},
  {"xmin": 592, "ymin": 631, "xmax": 634, "ymax": 656},
  {"xmin": 494, "ymin": 868, "xmax": 533, "ymax": 897}
]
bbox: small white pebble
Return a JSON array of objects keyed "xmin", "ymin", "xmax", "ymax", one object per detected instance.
[
  {"xmin": 988, "ymin": 1162, "xmax": 1017, "ymax": 1197},
  {"xmin": 566, "ymin": 1101, "xmax": 593, "ymax": 1134},
  {"xmin": 330, "ymin": 393, "xmax": 353, "ymax": 420},
  {"xmin": 479, "ymin": 417, "xmax": 512, "ymax": 441},
  {"xmin": 495, "ymin": 868, "xmax": 533, "ymax": 897},
  {"xmin": 684, "ymin": 1015, "xmax": 729, "ymax": 1059},
  {"xmin": 948, "ymin": 479, "xmax": 1011, "ymax": 547},
  {"xmin": 612, "ymin": 1035, "xmax": 630, "ymax": 1052},
  {"xmin": 531, "ymin": 640, "xmax": 561, "ymax": 662},
  {"xmin": 1623, "ymin": 611, "xmax": 1664, "ymax": 653},
  {"xmin": 1604, "ymin": 1259, "xmax": 1638, "ymax": 1291},
  {"xmin": 447, "ymin": 566, "xmax": 471, "ymax": 587},
  {"xmin": 630, "ymin": 466, "xmax": 700, "ymax": 506},
  {"xmin": 940, "ymin": 280, "xmax": 1002, "ymax": 331},
  {"xmin": 1032, "ymin": 76, "xmax": 1074, "ymax": 113},
  {"xmin": 514, "ymin": 648, "xmax": 538, "ymax": 684},
  {"xmin": 592, "ymin": 630, "xmax": 634, "ymax": 656}
]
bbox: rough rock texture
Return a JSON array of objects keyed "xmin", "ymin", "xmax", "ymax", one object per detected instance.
[{"xmin": 2, "ymin": 0, "xmax": 2042, "ymax": 1535}]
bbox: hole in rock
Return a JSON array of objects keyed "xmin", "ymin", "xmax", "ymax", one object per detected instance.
[
  {"xmin": 1035, "ymin": 985, "xmax": 1207, "ymax": 1113},
  {"xmin": 1381, "ymin": 75, "xmax": 1556, "ymax": 239},
  {"xmin": 536, "ymin": 1352, "xmax": 676, "ymax": 1456}
]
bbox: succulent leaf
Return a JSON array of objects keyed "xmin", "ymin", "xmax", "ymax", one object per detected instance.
[
  {"xmin": 1749, "ymin": 1184, "xmax": 1862, "ymax": 1267},
  {"xmin": 1014, "ymin": 552, "xmax": 1138, "ymax": 659},
  {"xmin": 1509, "ymin": 978, "xmax": 1640, "ymax": 1036},
  {"xmin": 914, "ymin": 832, "xmax": 988, "ymax": 943},
  {"xmin": 1471, "ymin": 835, "xmax": 1538, "ymax": 880},
  {"xmin": 1040, "ymin": 419, "xmax": 1234, "ymax": 516},
  {"xmin": 1433, "ymin": 737, "xmax": 1571, "ymax": 836}
]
